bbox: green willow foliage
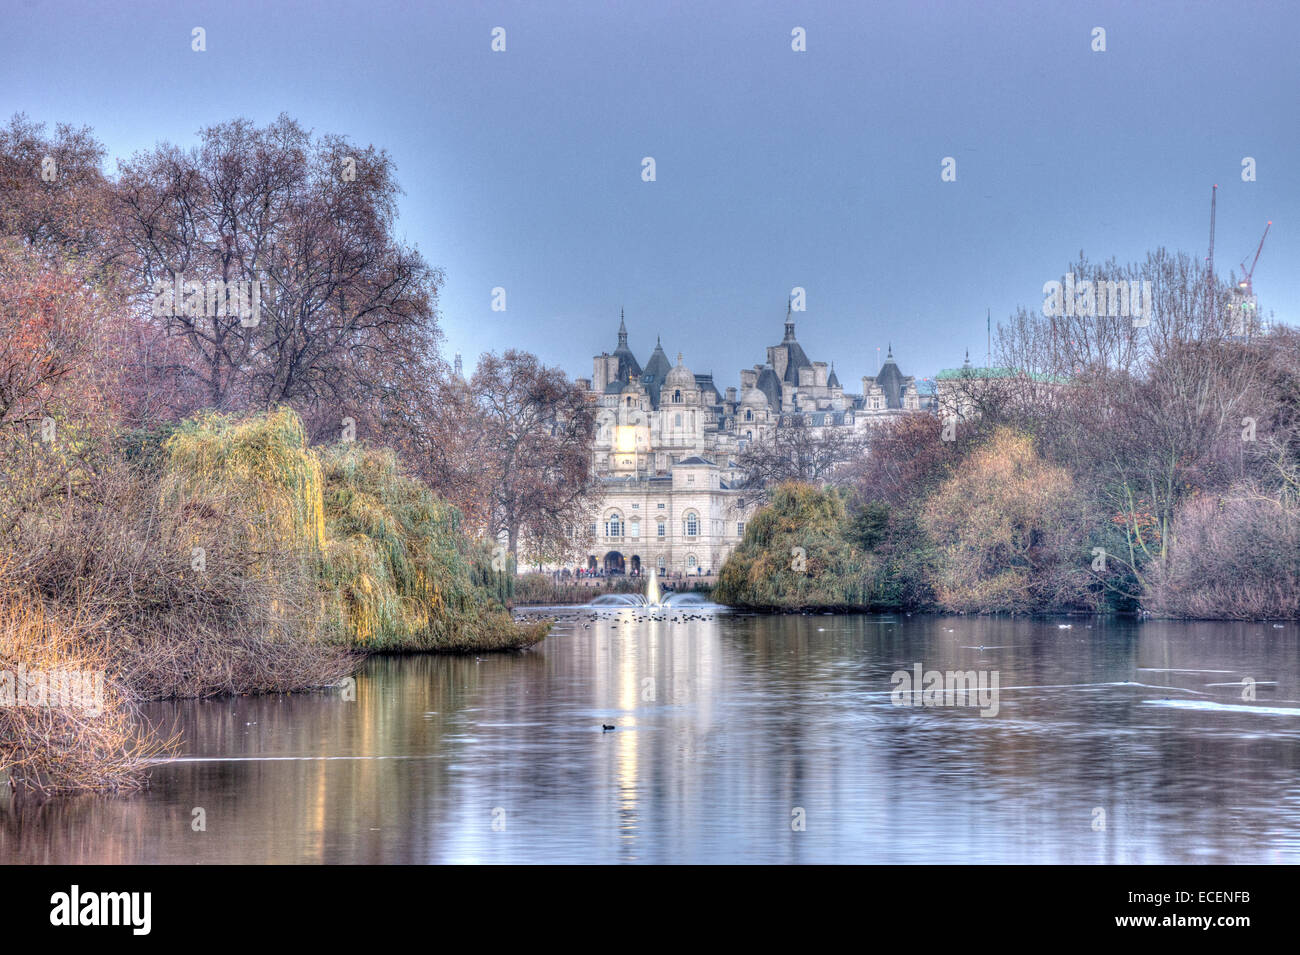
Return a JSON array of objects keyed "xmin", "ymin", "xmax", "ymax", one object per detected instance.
[
  {"xmin": 714, "ymin": 482, "xmax": 888, "ymax": 610},
  {"xmin": 319, "ymin": 444, "xmax": 540, "ymax": 650},
  {"xmin": 166, "ymin": 409, "xmax": 546, "ymax": 652}
]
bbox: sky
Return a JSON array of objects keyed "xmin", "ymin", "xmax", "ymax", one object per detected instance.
[{"xmin": 3, "ymin": 0, "xmax": 1297, "ymax": 390}]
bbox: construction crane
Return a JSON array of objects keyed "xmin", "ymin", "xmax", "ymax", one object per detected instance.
[
  {"xmin": 1238, "ymin": 221, "xmax": 1272, "ymax": 295},
  {"xmin": 1206, "ymin": 184, "xmax": 1217, "ymax": 324}
]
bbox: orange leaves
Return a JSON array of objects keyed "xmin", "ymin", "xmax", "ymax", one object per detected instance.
[{"xmin": 0, "ymin": 240, "xmax": 124, "ymax": 428}]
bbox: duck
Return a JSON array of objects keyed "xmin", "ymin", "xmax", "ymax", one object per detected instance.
[{"xmin": 602, "ymin": 724, "xmax": 615, "ymax": 732}]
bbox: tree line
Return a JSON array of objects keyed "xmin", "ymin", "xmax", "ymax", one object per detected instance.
[
  {"xmin": 720, "ymin": 251, "xmax": 1300, "ymax": 618},
  {"xmin": 0, "ymin": 112, "xmax": 597, "ymax": 565}
]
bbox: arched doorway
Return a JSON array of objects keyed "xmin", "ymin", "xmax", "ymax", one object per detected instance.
[
  {"xmin": 586, "ymin": 555, "xmax": 598, "ymax": 572},
  {"xmin": 630, "ymin": 555, "xmax": 641, "ymax": 575},
  {"xmin": 603, "ymin": 551, "xmax": 625, "ymax": 575}
]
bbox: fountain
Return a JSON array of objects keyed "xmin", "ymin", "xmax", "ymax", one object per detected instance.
[
  {"xmin": 645, "ymin": 566, "xmax": 662, "ymax": 606},
  {"xmin": 587, "ymin": 565, "xmax": 711, "ymax": 608}
]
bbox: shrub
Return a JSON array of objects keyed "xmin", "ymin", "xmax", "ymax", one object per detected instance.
[
  {"xmin": 918, "ymin": 428, "xmax": 1098, "ymax": 614},
  {"xmin": 318, "ymin": 443, "xmax": 546, "ymax": 651},
  {"xmin": 715, "ymin": 482, "xmax": 882, "ymax": 610},
  {"xmin": 1147, "ymin": 489, "xmax": 1300, "ymax": 619},
  {"xmin": 0, "ymin": 592, "xmax": 174, "ymax": 794}
]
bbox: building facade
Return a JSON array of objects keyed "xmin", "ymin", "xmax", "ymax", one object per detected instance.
[{"xmin": 572, "ymin": 309, "xmax": 933, "ymax": 575}]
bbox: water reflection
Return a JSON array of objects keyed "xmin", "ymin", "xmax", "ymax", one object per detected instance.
[{"xmin": 2, "ymin": 613, "xmax": 1298, "ymax": 863}]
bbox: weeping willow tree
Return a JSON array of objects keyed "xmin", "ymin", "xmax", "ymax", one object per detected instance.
[
  {"xmin": 160, "ymin": 408, "xmax": 326, "ymax": 560},
  {"xmin": 158, "ymin": 408, "xmax": 546, "ymax": 652},
  {"xmin": 714, "ymin": 482, "xmax": 884, "ymax": 610},
  {"xmin": 319, "ymin": 443, "xmax": 545, "ymax": 650}
]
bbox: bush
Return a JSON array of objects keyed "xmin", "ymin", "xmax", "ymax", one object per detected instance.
[
  {"xmin": 4, "ymin": 411, "xmax": 355, "ymax": 700},
  {"xmin": 918, "ymin": 428, "xmax": 1098, "ymax": 614},
  {"xmin": 1147, "ymin": 489, "xmax": 1300, "ymax": 619},
  {"xmin": 0, "ymin": 591, "xmax": 174, "ymax": 794},
  {"xmin": 318, "ymin": 443, "xmax": 546, "ymax": 651},
  {"xmin": 715, "ymin": 482, "xmax": 883, "ymax": 610}
]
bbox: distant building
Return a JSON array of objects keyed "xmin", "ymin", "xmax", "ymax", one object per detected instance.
[
  {"xmin": 571, "ymin": 308, "xmax": 934, "ymax": 575},
  {"xmin": 934, "ymin": 350, "xmax": 1064, "ymax": 420}
]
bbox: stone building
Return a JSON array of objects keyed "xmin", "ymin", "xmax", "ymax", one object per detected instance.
[{"xmin": 570, "ymin": 308, "xmax": 933, "ymax": 575}]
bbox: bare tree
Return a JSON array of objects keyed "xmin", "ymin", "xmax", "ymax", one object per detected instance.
[
  {"xmin": 996, "ymin": 247, "xmax": 1277, "ymax": 592},
  {"xmin": 737, "ymin": 416, "xmax": 864, "ymax": 499},
  {"xmin": 467, "ymin": 351, "xmax": 598, "ymax": 563},
  {"xmin": 113, "ymin": 115, "xmax": 442, "ymax": 419}
]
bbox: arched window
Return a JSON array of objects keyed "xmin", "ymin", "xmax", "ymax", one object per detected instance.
[
  {"xmin": 745, "ymin": 430, "xmax": 752, "ymax": 440},
  {"xmin": 744, "ymin": 409, "xmax": 752, "ymax": 422},
  {"xmin": 686, "ymin": 554, "xmax": 698, "ymax": 569},
  {"xmin": 684, "ymin": 512, "xmax": 699, "ymax": 537},
  {"xmin": 673, "ymin": 390, "xmax": 682, "ymax": 403},
  {"xmin": 674, "ymin": 413, "xmax": 682, "ymax": 428},
  {"xmin": 604, "ymin": 513, "xmax": 622, "ymax": 537}
]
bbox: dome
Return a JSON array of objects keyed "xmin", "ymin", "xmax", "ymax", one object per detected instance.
[
  {"xmin": 740, "ymin": 386, "xmax": 768, "ymax": 408},
  {"xmin": 664, "ymin": 353, "xmax": 695, "ymax": 389}
]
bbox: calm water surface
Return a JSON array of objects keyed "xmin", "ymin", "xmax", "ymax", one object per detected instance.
[{"xmin": 3, "ymin": 611, "xmax": 1299, "ymax": 863}]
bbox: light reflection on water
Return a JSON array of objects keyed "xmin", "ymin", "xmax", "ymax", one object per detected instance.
[{"xmin": 2, "ymin": 612, "xmax": 1299, "ymax": 863}]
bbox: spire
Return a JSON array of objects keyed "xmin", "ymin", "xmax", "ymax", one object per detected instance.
[
  {"xmin": 886, "ymin": 342, "xmax": 894, "ymax": 361},
  {"xmin": 783, "ymin": 299, "xmax": 796, "ymax": 342},
  {"xmin": 617, "ymin": 308, "xmax": 628, "ymax": 348},
  {"xmin": 453, "ymin": 353, "xmax": 463, "ymax": 378}
]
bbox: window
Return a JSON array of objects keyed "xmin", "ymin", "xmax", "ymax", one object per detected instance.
[
  {"xmin": 687, "ymin": 474, "xmax": 694, "ymax": 484},
  {"xmin": 657, "ymin": 502, "xmax": 665, "ymax": 509},
  {"xmin": 656, "ymin": 522, "xmax": 665, "ymax": 538},
  {"xmin": 684, "ymin": 512, "xmax": 699, "ymax": 537},
  {"xmin": 674, "ymin": 413, "xmax": 682, "ymax": 427},
  {"xmin": 744, "ymin": 409, "xmax": 752, "ymax": 421},
  {"xmin": 628, "ymin": 520, "xmax": 640, "ymax": 538},
  {"xmin": 589, "ymin": 522, "xmax": 598, "ymax": 538},
  {"xmin": 686, "ymin": 554, "xmax": 697, "ymax": 568},
  {"xmin": 673, "ymin": 390, "xmax": 682, "ymax": 403},
  {"xmin": 605, "ymin": 514, "xmax": 622, "ymax": 537},
  {"xmin": 631, "ymin": 503, "xmax": 639, "ymax": 509},
  {"xmin": 737, "ymin": 521, "xmax": 746, "ymax": 537}
]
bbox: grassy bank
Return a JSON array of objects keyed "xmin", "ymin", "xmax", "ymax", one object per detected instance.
[{"xmin": 0, "ymin": 408, "xmax": 546, "ymax": 794}]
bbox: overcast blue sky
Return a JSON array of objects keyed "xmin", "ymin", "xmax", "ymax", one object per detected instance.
[{"xmin": 4, "ymin": 0, "xmax": 1297, "ymax": 388}]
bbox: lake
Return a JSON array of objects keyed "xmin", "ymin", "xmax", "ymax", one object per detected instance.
[{"xmin": 3, "ymin": 610, "xmax": 1298, "ymax": 863}]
